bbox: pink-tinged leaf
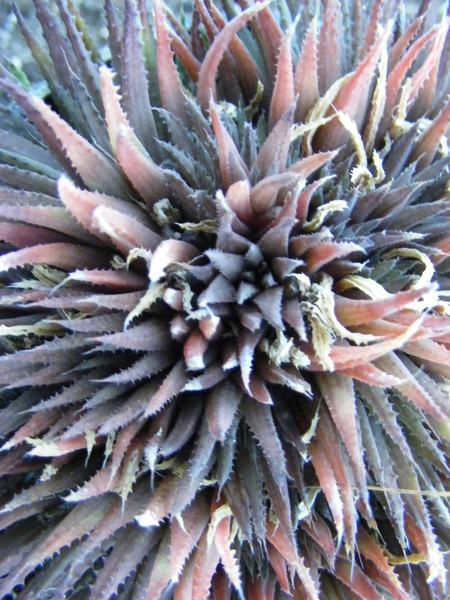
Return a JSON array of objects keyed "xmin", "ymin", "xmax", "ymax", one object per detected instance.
[
  {"xmin": 258, "ymin": 218, "xmax": 295, "ymax": 258},
  {"xmin": 270, "ymin": 256, "xmax": 305, "ymax": 280},
  {"xmin": 170, "ymin": 493, "xmax": 210, "ymax": 583},
  {"xmin": 265, "ymin": 518, "xmax": 320, "ymax": 600},
  {"xmin": 196, "ymin": 1, "xmax": 271, "ymax": 111},
  {"xmin": 90, "ymin": 204, "xmax": 162, "ymax": 254},
  {"xmin": 160, "ymin": 399, "xmax": 203, "ymax": 457},
  {"xmin": 195, "ymin": 0, "xmax": 242, "ymax": 105},
  {"xmin": 213, "ymin": 512, "xmax": 243, "ymax": 596},
  {"xmin": 334, "ymin": 285, "xmax": 432, "ymax": 327},
  {"xmin": 334, "ymin": 556, "xmax": 386, "ymax": 600},
  {"xmin": 299, "ymin": 514, "xmax": 337, "ymax": 567},
  {"xmin": 192, "ymin": 527, "xmax": 221, "ymax": 600},
  {"xmin": 406, "ymin": 17, "xmax": 449, "ymax": 113},
  {"xmin": 1, "ymin": 409, "xmax": 61, "ymax": 451},
  {"xmin": 241, "ymin": 397, "xmax": 286, "ymax": 477},
  {"xmin": 216, "ymin": 195, "xmax": 251, "ymax": 254},
  {"xmin": 258, "ymin": 359, "xmax": 311, "ymax": 396},
  {"xmin": 150, "ymin": 239, "xmax": 200, "ymax": 282},
  {"xmin": 288, "ymin": 150, "xmax": 338, "ymax": 177},
  {"xmin": 136, "ymin": 472, "xmax": 180, "ymax": 527},
  {"xmin": 172, "ymin": 420, "xmax": 217, "ymax": 516},
  {"xmin": 318, "ymin": 0, "xmax": 344, "ymax": 93},
  {"xmin": 314, "ymin": 28, "xmax": 389, "ymax": 151},
  {"xmin": 295, "ymin": 177, "xmax": 333, "ymax": 223},
  {"xmin": 266, "ymin": 543, "xmax": 290, "ymax": 593},
  {"xmin": 252, "ymin": 286, "xmax": 284, "ymax": 329},
  {"xmin": 209, "ymin": 101, "xmax": 249, "ymax": 190},
  {"xmin": 340, "ymin": 362, "xmax": 403, "ymax": 387},
  {"xmin": 0, "ymin": 222, "xmax": 72, "ymax": 247},
  {"xmin": 0, "ymin": 200, "xmax": 101, "ymax": 246},
  {"xmin": 384, "ymin": 311, "xmax": 450, "ymax": 339},
  {"xmin": 99, "ymin": 66, "xmax": 129, "ymax": 150},
  {"xmin": 404, "ymin": 514, "xmax": 446, "ymax": 584},
  {"xmin": 65, "ymin": 268, "xmax": 146, "ymax": 291},
  {"xmin": 110, "ymin": 419, "xmax": 144, "ymax": 482},
  {"xmin": 360, "ymin": 561, "xmax": 411, "ymax": 600},
  {"xmin": 282, "ymin": 298, "xmax": 307, "ymax": 340},
  {"xmin": 305, "ymin": 241, "xmax": 362, "ymax": 274},
  {"xmin": 170, "ymin": 314, "xmax": 192, "ymax": 342},
  {"xmin": 143, "ymin": 360, "xmax": 189, "ymax": 418},
  {"xmin": 100, "ymin": 67, "xmax": 168, "ymax": 203},
  {"xmin": 199, "ymin": 315, "xmax": 222, "ymax": 341},
  {"xmin": 205, "ymin": 249, "xmax": 244, "ymax": 283},
  {"xmin": 197, "ymin": 274, "xmax": 236, "ymax": 307},
  {"xmin": 172, "ymin": 553, "xmax": 196, "ymax": 600},
  {"xmin": 29, "ymin": 95, "xmax": 129, "ymax": 196},
  {"xmin": 0, "ymin": 288, "xmax": 142, "ymax": 312},
  {"xmin": 295, "ymin": 19, "xmax": 319, "ymax": 122},
  {"xmin": 308, "ymin": 438, "xmax": 344, "ymax": 542},
  {"xmin": 93, "ymin": 392, "xmax": 145, "ymax": 438},
  {"xmin": 246, "ymin": 574, "xmax": 277, "ymax": 600},
  {"xmin": 316, "ymin": 373, "xmax": 365, "ymax": 494},
  {"xmin": 211, "ymin": 568, "xmax": 233, "ymax": 600},
  {"xmin": 101, "ymin": 352, "xmax": 174, "ymax": 384},
  {"xmin": 209, "ymin": 0, "xmax": 263, "ymax": 95},
  {"xmin": 268, "ymin": 26, "xmax": 295, "ymax": 131},
  {"xmin": 65, "ymin": 463, "xmax": 121, "ymax": 502},
  {"xmin": 410, "ymin": 100, "xmax": 450, "ymax": 168},
  {"xmin": 183, "ymin": 364, "xmax": 227, "ymax": 392},
  {"xmin": 0, "ymin": 242, "xmax": 110, "ymax": 273},
  {"xmin": 357, "ymin": 527, "xmax": 410, "ymax": 600},
  {"xmin": 380, "ymin": 25, "xmax": 443, "ymax": 139},
  {"xmin": 235, "ymin": 305, "xmax": 262, "ymax": 332},
  {"xmin": 375, "ymin": 352, "xmax": 446, "ymax": 419},
  {"xmin": 205, "ymin": 379, "xmax": 242, "ymax": 442},
  {"xmin": 92, "ymin": 320, "xmax": 172, "ymax": 352},
  {"xmin": 232, "ymin": 444, "xmax": 265, "ymax": 543},
  {"xmin": 183, "ymin": 328, "xmax": 209, "ymax": 371},
  {"xmin": 110, "ymin": 120, "xmax": 158, "ymax": 180},
  {"xmin": 357, "ymin": 0, "xmax": 384, "ymax": 60},
  {"xmin": 248, "ymin": 373, "xmax": 273, "ymax": 404},
  {"xmin": 171, "ymin": 29, "xmax": 201, "ymax": 82},
  {"xmin": 154, "ymin": 0, "xmax": 187, "ymax": 120},
  {"xmin": 58, "ymin": 176, "xmax": 151, "ymax": 242},
  {"xmin": 304, "ymin": 317, "xmax": 425, "ymax": 370},
  {"xmin": 253, "ymin": 5, "xmax": 283, "ymax": 85},
  {"xmin": 0, "ymin": 69, "xmax": 82, "ymax": 181},
  {"xmin": 121, "ymin": 0, "xmax": 160, "ymax": 158},
  {"xmin": 222, "ymin": 180, "xmax": 253, "ymax": 225},
  {"xmin": 250, "ymin": 172, "xmax": 299, "ymax": 214},
  {"xmin": 257, "ymin": 103, "xmax": 295, "ymax": 179},
  {"xmin": 140, "ymin": 530, "xmax": 173, "ymax": 600},
  {"xmin": 387, "ymin": 15, "xmax": 425, "ymax": 73}
]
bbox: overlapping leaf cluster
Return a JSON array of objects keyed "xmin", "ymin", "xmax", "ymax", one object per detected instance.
[{"xmin": 0, "ymin": 0, "xmax": 450, "ymax": 598}]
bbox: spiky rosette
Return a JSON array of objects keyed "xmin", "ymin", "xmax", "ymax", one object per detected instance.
[{"xmin": 1, "ymin": 0, "xmax": 450, "ymax": 598}]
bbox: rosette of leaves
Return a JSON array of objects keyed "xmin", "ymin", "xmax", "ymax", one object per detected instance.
[{"xmin": 0, "ymin": 0, "xmax": 450, "ymax": 598}]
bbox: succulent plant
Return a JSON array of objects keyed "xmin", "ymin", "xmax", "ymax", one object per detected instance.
[{"xmin": 1, "ymin": 0, "xmax": 450, "ymax": 598}]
